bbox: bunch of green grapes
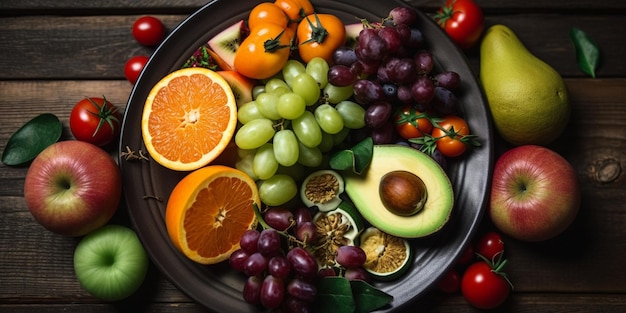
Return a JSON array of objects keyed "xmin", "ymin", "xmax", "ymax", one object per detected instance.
[{"xmin": 234, "ymin": 58, "xmax": 366, "ymax": 206}]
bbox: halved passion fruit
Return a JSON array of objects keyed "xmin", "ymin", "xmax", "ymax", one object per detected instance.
[
  {"xmin": 301, "ymin": 170, "xmax": 345, "ymax": 212},
  {"xmin": 312, "ymin": 201, "xmax": 364, "ymax": 268},
  {"xmin": 359, "ymin": 227, "xmax": 413, "ymax": 281}
]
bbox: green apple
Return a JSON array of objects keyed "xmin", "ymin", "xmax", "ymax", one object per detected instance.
[{"xmin": 73, "ymin": 225, "xmax": 149, "ymax": 301}]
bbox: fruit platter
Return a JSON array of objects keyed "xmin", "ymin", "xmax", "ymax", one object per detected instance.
[{"xmin": 119, "ymin": 0, "xmax": 493, "ymax": 312}]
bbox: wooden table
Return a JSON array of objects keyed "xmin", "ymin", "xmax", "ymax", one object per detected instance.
[{"xmin": 1, "ymin": 0, "xmax": 625, "ymax": 312}]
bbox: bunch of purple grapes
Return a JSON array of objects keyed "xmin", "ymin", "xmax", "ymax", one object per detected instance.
[{"xmin": 328, "ymin": 6, "xmax": 464, "ymax": 144}]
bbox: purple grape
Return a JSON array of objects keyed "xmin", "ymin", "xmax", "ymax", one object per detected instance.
[
  {"xmin": 397, "ymin": 84, "xmax": 413, "ymax": 104},
  {"xmin": 287, "ymin": 247, "xmax": 318, "ymax": 279},
  {"xmin": 332, "ymin": 46, "xmax": 358, "ymax": 66},
  {"xmin": 268, "ymin": 255, "xmax": 292, "ymax": 279},
  {"xmin": 353, "ymin": 79, "xmax": 385, "ymax": 105},
  {"xmin": 395, "ymin": 23, "xmax": 411, "ymax": 42},
  {"xmin": 328, "ymin": 64, "xmax": 358, "ymax": 87},
  {"xmin": 370, "ymin": 121, "xmax": 396, "ymax": 144},
  {"xmin": 264, "ymin": 207, "xmax": 294, "ymax": 232},
  {"xmin": 411, "ymin": 76, "xmax": 435, "ymax": 104},
  {"xmin": 344, "ymin": 267, "xmax": 372, "ymax": 282},
  {"xmin": 293, "ymin": 206, "xmax": 313, "ymax": 225},
  {"xmin": 432, "ymin": 86, "xmax": 459, "ymax": 115},
  {"xmin": 229, "ymin": 248, "xmax": 249, "ymax": 272},
  {"xmin": 414, "ymin": 49, "xmax": 434, "ymax": 75},
  {"xmin": 260, "ymin": 275, "xmax": 285, "ymax": 309},
  {"xmin": 435, "ymin": 71, "xmax": 461, "ymax": 90},
  {"xmin": 295, "ymin": 221, "xmax": 317, "ymax": 244},
  {"xmin": 352, "ymin": 59, "xmax": 380, "ymax": 76},
  {"xmin": 389, "ymin": 6, "xmax": 418, "ymax": 26},
  {"xmin": 239, "ymin": 229, "xmax": 260, "ymax": 254},
  {"xmin": 407, "ymin": 28, "xmax": 424, "ymax": 48},
  {"xmin": 357, "ymin": 28, "xmax": 379, "ymax": 47},
  {"xmin": 364, "ymin": 101, "xmax": 393, "ymax": 129},
  {"xmin": 335, "ymin": 245, "xmax": 367, "ymax": 268},
  {"xmin": 287, "ymin": 277, "xmax": 317, "ymax": 302},
  {"xmin": 377, "ymin": 27, "xmax": 402, "ymax": 55},
  {"xmin": 317, "ymin": 267, "xmax": 338, "ymax": 278},
  {"xmin": 243, "ymin": 252, "xmax": 268, "ymax": 277},
  {"xmin": 390, "ymin": 58, "xmax": 417, "ymax": 84},
  {"xmin": 356, "ymin": 35, "xmax": 387, "ymax": 61},
  {"xmin": 284, "ymin": 296, "xmax": 313, "ymax": 313},
  {"xmin": 243, "ymin": 276, "xmax": 263, "ymax": 305},
  {"xmin": 258, "ymin": 228, "xmax": 282, "ymax": 257}
]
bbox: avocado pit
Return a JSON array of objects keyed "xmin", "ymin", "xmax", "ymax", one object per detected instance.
[{"xmin": 379, "ymin": 170, "xmax": 428, "ymax": 216}]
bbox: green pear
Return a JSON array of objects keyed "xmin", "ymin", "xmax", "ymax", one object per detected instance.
[{"xmin": 480, "ymin": 24, "xmax": 570, "ymax": 146}]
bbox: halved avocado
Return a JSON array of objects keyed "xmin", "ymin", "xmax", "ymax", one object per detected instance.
[{"xmin": 344, "ymin": 145, "xmax": 454, "ymax": 238}]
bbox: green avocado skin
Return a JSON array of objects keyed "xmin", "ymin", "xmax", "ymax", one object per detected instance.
[{"xmin": 344, "ymin": 145, "xmax": 454, "ymax": 239}]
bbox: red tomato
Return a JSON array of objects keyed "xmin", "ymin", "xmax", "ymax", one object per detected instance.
[
  {"xmin": 124, "ymin": 55, "xmax": 149, "ymax": 84},
  {"xmin": 434, "ymin": 0, "xmax": 484, "ymax": 49},
  {"xmin": 132, "ymin": 16, "xmax": 166, "ymax": 46},
  {"xmin": 456, "ymin": 244, "xmax": 475, "ymax": 265},
  {"xmin": 431, "ymin": 115, "xmax": 472, "ymax": 158},
  {"xmin": 475, "ymin": 231, "xmax": 505, "ymax": 262},
  {"xmin": 69, "ymin": 97, "xmax": 122, "ymax": 147},
  {"xmin": 461, "ymin": 261, "xmax": 512, "ymax": 309},
  {"xmin": 437, "ymin": 269, "xmax": 461, "ymax": 293},
  {"xmin": 394, "ymin": 105, "xmax": 433, "ymax": 140}
]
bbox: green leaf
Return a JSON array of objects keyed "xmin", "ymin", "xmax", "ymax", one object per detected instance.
[
  {"xmin": 2, "ymin": 114, "xmax": 62, "ymax": 166},
  {"xmin": 350, "ymin": 280, "xmax": 394, "ymax": 313},
  {"xmin": 570, "ymin": 27, "xmax": 600, "ymax": 78},
  {"xmin": 329, "ymin": 137, "xmax": 373, "ymax": 175},
  {"xmin": 315, "ymin": 277, "xmax": 356, "ymax": 313}
]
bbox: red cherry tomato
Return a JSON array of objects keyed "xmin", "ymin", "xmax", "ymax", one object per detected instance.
[
  {"xmin": 456, "ymin": 244, "xmax": 475, "ymax": 265},
  {"xmin": 461, "ymin": 261, "xmax": 511, "ymax": 309},
  {"xmin": 69, "ymin": 97, "xmax": 122, "ymax": 147},
  {"xmin": 475, "ymin": 231, "xmax": 505, "ymax": 262},
  {"xmin": 434, "ymin": 0, "xmax": 484, "ymax": 49},
  {"xmin": 124, "ymin": 55, "xmax": 149, "ymax": 84},
  {"xmin": 437, "ymin": 269, "xmax": 461, "ymax": 293},
  {"xmin": 132, "ymin": 16, "xmax": 166, "ymax": 46}
]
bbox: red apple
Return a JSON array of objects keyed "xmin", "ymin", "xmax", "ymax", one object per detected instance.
[
  {"xmin": 24, "ymin": 140, "xmax": 122, "ymax": 236},
  {"xmin": 489, "ymin": 145, "xmax": 580, "ymax": 242}
]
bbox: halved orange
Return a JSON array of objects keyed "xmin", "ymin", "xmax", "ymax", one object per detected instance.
[
  {"xmin": 142, "ymin": 67, "xmax": 238, "ymax": 171},
  {"xmin": 165, "ymin": 165, "xmax": 260, "ymax": 264}
]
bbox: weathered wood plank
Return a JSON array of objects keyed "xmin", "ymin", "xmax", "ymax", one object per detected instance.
[{"xmin": 0, "ymin": 13, "xmax": 624, "ymax": 79}]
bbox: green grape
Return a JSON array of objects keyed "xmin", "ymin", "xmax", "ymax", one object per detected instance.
[
  {"xmin": 277, "ymin": 92, "xmax": 306, "ymax": 120},
  {"xmin": 238, "ymin": 100, "xmax": 264, "ymax": 124},
  {"xmin": 258, "ymin": 174, "xmax": 298, "ymax": 206},
  {"xmin": 237, "ymin": 147, "xmax": 257, "ymax": 158},
  {"xmin": 272, "ymin": 86, "xmax": 291, "ymax": 97},
  {"xmin": 314, "ymin": 103, "xmax": 344, "ymax": 134},
  {"xmin": 291, "ymin": 73, "xmax": 320, "ymax": 106},
  {"xmin": 282, "ymin": 60, "xmax": 306, "ymax": 88},
  {"xmin": 318, "ymin": 131, "xmax": 335, "ymax": 153},
  {"xmin": 335, "ymin": 100, "xmax": 366, "ymax": 129},
  {"xmin": 253, "ymin": 143, "xmax": 279, "ymax": 180},
  {"xmin": 332, "ymin": 127, "xmax": 351, "ymax": 146},
  {"xmin": 276, "ymin": 163, "xmax": 309, "ymax": 183},
  {"xmin": 305, "ymin": 57, "xmax": 329, "ymax": 89},
  {"xmin": 235, "ymin": 118, "xmax": 275, "ymax": 149},
  {"xmin": 265, "ymin": 78, "xmax": 290, "ymax": 94},
  {"xmin": 255, "ymin": 92, "xmax": 282, "ymax": 120},
  {"xmin": 297, "ymin": 141, "xmax": 323, "ymax": 167},
  {"xmin": 252, "ymin": 85, "xmax": 265, "ymax": 99},
  {"xmin": 273, "ymin": 129, "xmax": 299, "ymax": 167},
  {"xmin": 235, "ymin": 153, "xmax": 258, "ymax": 181},
  {"xmin": 324, "ymin": 83, "xmax": 354, "ymax": 104},
  {"xmin": 292, "ymin": 111, "xmax": 322, "ymax": 148}
]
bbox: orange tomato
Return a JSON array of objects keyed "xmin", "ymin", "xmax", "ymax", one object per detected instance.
[
  {"xmin": 297, "ymin": 13, "xmax": 346, "ymax": 64},
  {"xmin": 234, "ymin": 23, "xmax": 292, "ymax": 79},
  {"xmin": 248, "ymin": 2, "xmax": 289, "ymax": 30},
  {"xmin": 274, "ymin": 0, "xmax": 313, "ymax": 23}
]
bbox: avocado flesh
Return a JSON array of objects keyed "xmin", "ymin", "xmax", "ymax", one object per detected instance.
[{"xmin": 344, "ymin": 145, "xmax": 454, "ymax": 238}]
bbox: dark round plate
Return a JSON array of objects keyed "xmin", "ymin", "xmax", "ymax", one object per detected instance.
[{"xmin": 119, "ymin": 0, "xmax": 493, "ymax": 312}]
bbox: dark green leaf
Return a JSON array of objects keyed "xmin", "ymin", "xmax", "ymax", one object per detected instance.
[
  {"xmin": 329, "ymin": 137, "xmax": 373, "ymax": 175},
  {"xmin": 350, "ymin": 280, "xmax": 394, "ymax": 313},
  {"xmin": 570, "ymin": 27, "xmax": 600, "ymax": 78},
  {"xmin": 2, "ymin": 114, "xmax": 62, "ymax": 166},
  {"xmin": 315, "ymin": 277, "xmax": 356, "ymax": 313}
]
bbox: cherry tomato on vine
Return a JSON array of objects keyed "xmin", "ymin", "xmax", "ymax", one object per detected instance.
[
  {"xmin": 234, "ymin": 23, "xmax": 292, "ymax": 79},
  {"xmin": 248, "ymin": 2, "xmax": 289, "ymax": 30},
  {"xmin": 124, "ymin": 55, "xmax": 149, "ymax": 84},
  {"xmin": 297, "ymin": 13, "xmax": 346, "ymax": 64},
  {"xmin": 461, "ymin": 260, "xmax": 512, "ymax": 309},
  {"xmin": 70, "ymin": 97, "xmax": 122, "ymax": 147},
  {"xmin": 394, "ymin": 105, "xmax": 433, "ymax": 140},
  {"xmin": 274, "ymin": 0, "xmax": 314, "ymax": 24},
  {"xmin": 431, "ymin": 115, "xmax": 473, "ymax": 158},
  {"xmin": 475, "ymin": 231, "xmax": 505, "ymax": 262},
  {"xmin": 434, "ymin": 0, "xmax": 484, "ymax": 49},
  {"xmin": 132, "ymin": 16, "xmax": 166, "ymax": 46}
]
